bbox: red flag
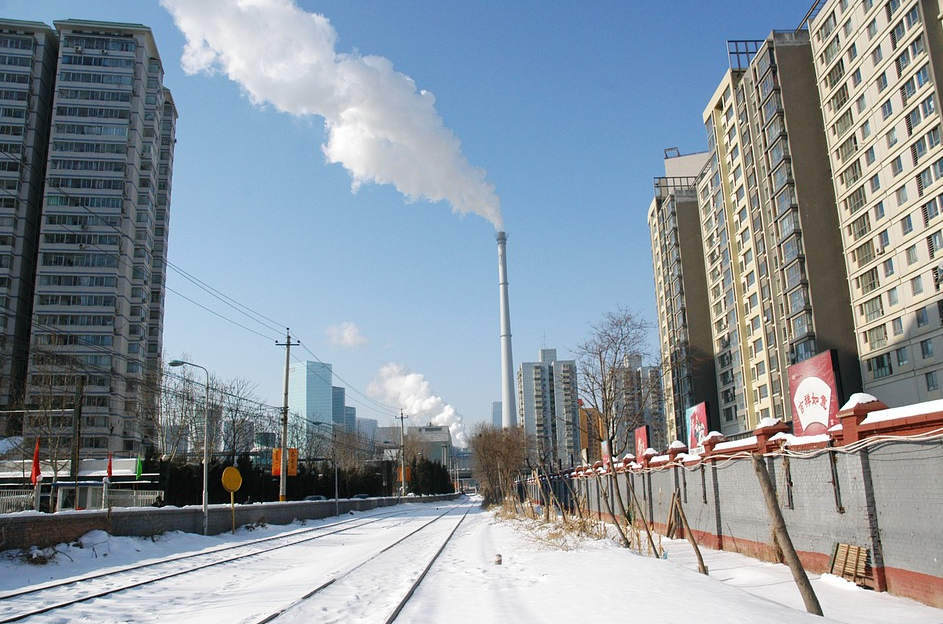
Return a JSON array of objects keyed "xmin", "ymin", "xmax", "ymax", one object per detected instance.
[
  {"xmin": 107, "ymin": 452, "xmax": 113, "ymax": 479},
  {"xmin": 30, "ymin": 438, "xmax": 41, "ymax": 485}
]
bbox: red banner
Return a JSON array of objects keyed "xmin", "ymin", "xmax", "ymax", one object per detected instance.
[
  {"xmin": 687, "ymin": 403, "xmax": 708, "ymax": 448},
  {"xmin": 788, "ymin": 350, "xmax": 840, "ymax": 436},
  {"xmin": 30, "ymin": 438, "xmax": 41, "ymax": 485},
  {"xmin": 634, "ymin": 425, "xmax": 649, "ymax": 456}
]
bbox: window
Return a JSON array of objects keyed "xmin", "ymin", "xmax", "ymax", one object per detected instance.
[
  {"xmin": 867, "ymin": 18, "xmax": 878, "ymax": 39},
  {"xmin": 866, "ymin": 325, "xmax": 887, "ymax": 349},
  {"xmin": 892, "ymin": 316, "xmax": 904, "ymax": 334},
  {"xmin": 916, "ymin": 306, "xmax": 929, "ymax": 326},
  {"xmin": 891, "ymin": 155, "xmax": 904, "ymax": 175},
  {"xmin": 921, "ymin": 338, "xmax": 934, "ymax": 358},
  {"xmin": 862, "ymin": 294, "xmax": 884, "ymax": 320},
  {"xmin": 882, "ymin": 99, "xmax": 894, "ymax": 119},
  {"xmin": 866, "ymin": 146, "xmax": 876, "ymax": 164},
  {"xmin": 883, "ymin": 257, "xmax": 895, "ymax": 276},
  {"xmin": 887, "ymin": 127, "xmax": 898, "ymax": 147},
  {"xmin": 888, "ymin": 286, "xmax": 899, "ymax": 305},
  {"xmin": 867, "ymin": 352, "xmax": 893, "ymax": 378},
  {"xmin": 872, "ymin": 45, "xmax": 884, "ymax": 66},
  {"xmin": 896, "ymin": 346, "xmax": 910, "ymax": 365},
  {"xmin": 897, "ymin": 185, "xmax": 909, "ymax": 205},
  {"xmin": 875, "ymin": 201, "xmax": 886, "ymax": 219},
  {"xmin": 928, "ymin": 371, "xmax": 940, "ymax": 392},
  {"xmin": 871, "ymin": 174, "xmax": 882, "ymax": 192},
  {"xmin": 912, "ymin": 275, "xmax": 924, "ymax": 295},
  {"xmin": 907, "ymin": 244, "xmax": 918, "ymax": 263}
]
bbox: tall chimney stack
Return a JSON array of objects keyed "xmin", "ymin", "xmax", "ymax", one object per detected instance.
[{"xmin": 496, "ymin": 231, "xmax": 517, "ymax": 428}]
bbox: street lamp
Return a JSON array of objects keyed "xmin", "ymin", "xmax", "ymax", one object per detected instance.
[{"xmin": 169, "ymin": 359, "xmax": 209, "ymax": 536}]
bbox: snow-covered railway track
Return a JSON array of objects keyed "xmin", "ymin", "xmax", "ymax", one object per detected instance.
[
  {"xmin": 256, "ymin": 501, "xmax": 475, "ymax": 624},
  {"xmin": 0, "ymin": 508, "xmax": 410, "ymax": 623}
]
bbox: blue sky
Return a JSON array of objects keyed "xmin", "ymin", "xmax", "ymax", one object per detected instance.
[{"xmin": 6, "ymin": 0, "xmax": 814, "ymax": 439}]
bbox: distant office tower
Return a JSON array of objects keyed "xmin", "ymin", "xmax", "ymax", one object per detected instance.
[
  {"xmin": 517, "ymin": 348, "xmax": 580, "ymax": 468},
  {"xmin": 332, "ymin": 386, "xmax": 345, "ymax": 428},
  {"xmin": 288, "ymin": 361, "xmax": 333, "ymax": 445},
  {"xmin": 491, "ymin": 401, "xmax": 502, "ymax": 428},
  {"xmin": 808, "ymin": 0, "xmax": 943, "ymax": 403},
  {"xmin": 648, "ymin": 150, "xmax": 717, "ymax": 441},
  {"xmin": 694, "ymin": 33, "xmax": 860, "ymax": 436},
  {"xmin": 0, "ymin": 19, "xmax": 177, "ymax": 456},
  {"xmin": 344, "ymin": 406, "xmax": 356, "ymax": 434}
]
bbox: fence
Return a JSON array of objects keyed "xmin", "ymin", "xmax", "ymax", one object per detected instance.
[
  {"xmin": 524, "ymin": 395, "xmax": 943, "ymax": 609},
  {"xmin": 0, "ymin": 489, "xmax": 34, "ymax": 514}
]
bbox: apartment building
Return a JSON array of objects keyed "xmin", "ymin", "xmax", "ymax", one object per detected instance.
[
  {"xmin": 517, "ymin": 348, "xmax": 580, "ymax": 468},
  {"xmin": 0, "ymin": 20, "xmax": 56, "ymax": 414},
  {"xmin": 809, "ymin": 0, "xmax": 943, "ymax": 403},
  {"xmin": 0, "ymin": 19, "xmax": 177, "ymax": 457},
  {"xmin": 693, "ymin": 32, "xmax": 862, "ymax": 437},
  {"xmin": 648, "ymin": 150, "xmax": 717, "ymax": 441}
]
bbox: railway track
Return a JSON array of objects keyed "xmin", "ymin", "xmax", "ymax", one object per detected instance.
[
  {"xmin": 0, "ymin": 507, "xmax": 416, "ymax": 623},
  {"xmin": 255, "ymin": 501, "xmax": 475, "ymax": 623}
]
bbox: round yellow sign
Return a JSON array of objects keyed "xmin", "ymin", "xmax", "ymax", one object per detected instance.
[{"xmin": 221, "ymin": 466, "xmax": 242, "ymax": 493}]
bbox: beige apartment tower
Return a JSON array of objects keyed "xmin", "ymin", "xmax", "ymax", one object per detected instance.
[{"xmin": 808, "ymin": 0, "xmax": 943, "ymax": 403}]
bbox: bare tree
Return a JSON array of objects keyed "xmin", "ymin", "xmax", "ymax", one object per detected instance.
[
  {"xmin": 219, "ymin": 377, "xmax": 264, "ymax": 465},
  {"xmin": 469, "ymin": 423, "xmax": 528, "ymax": 508},
  {"xmin": 573, "ymin": 307, "xmax": 658, "ymax": 547},
  {"xmin": 573, "ymin": 307, "xmax": 658, "ymax": 461}
]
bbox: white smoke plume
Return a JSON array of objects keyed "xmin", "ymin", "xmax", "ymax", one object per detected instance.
[
  {"xmin": 368, "ymin": 363, "xmax": 467, "ymax": 449},
  {"xmin": 161, "ymin": 0, "xmax": 503, "ymax": 230}
]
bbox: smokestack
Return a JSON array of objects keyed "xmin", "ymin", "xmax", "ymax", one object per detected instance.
[{"xmin": 496, "ymin": 231, "xmax": 517, "ymax": 428}]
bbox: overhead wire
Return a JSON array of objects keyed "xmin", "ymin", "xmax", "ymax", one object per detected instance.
[{"xmin": 0, "ymin": 145, "xmax": 398, "ymax": 421}]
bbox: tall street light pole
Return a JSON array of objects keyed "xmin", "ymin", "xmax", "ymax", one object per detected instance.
[{"xmin": 169, "ymin": 359, "xmax": 210, "ymax": 535}]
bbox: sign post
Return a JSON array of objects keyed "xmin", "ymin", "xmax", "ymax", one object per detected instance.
[{"xmin": 221, "ymin": 466, "xmax": 243, "ymax": 534}]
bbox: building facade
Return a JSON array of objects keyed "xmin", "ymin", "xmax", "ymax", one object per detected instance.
[
  {"xmin": 648, "ymin": 150, "xmax": 717, "ymax": 441},
  {"xmin": 693, "ymin": 33, "xmax": 860, "ymax": 437},
  {"xmin": 0, "ymin": 19, "xmax": 176, "ymax": 457},
  {"xmin": 809, "ymin": 0, "xmax": 943, "ymax": 404},
  {"xmin": 517, "ymin": 348, "xmax": 580, "ymax": 468}
]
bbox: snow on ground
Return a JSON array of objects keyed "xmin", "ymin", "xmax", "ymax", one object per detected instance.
[{"xmin": 0, "ymin": 499, "xmax": 941, "ymax": 623}]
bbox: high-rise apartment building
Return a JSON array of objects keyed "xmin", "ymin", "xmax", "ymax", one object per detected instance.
[
  {"xmin": 694, "ymin": 33, "xmax": 860, "ymax": 437},
  {"xmin": 0, "ymin": 20, "xmax": 56, "ymax": 414},
  {"xmin": 517, "ymin": 348, "xmax": 580, "ymax": 468},
  {"xmin": 649, "ymin": 150, "xmax": 717, "ymax": 441},
  {"xmin": 0, "ymin": 19, "xmax": 176, "ymax": 456},
  {"xmin": 808, "ymin": 0, "xmax": 943, "ymax": 403}
]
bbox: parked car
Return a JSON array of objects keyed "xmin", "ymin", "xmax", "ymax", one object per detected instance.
[
  {"xmin": 351, "ymin": 494, "xmax": 370, "ymax": 499},
  {"xmin": 304, "ymin": 494, "xmax": 327, "ymax": 501}
]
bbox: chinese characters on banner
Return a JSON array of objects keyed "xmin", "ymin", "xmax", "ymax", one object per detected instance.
[
  {"xmin": 787, "ymin": 350, "xmax": 841, "ymax": 436},
  {"xmin": 271, "ymin": 448, "xmax": 299, "ymax": 476}
]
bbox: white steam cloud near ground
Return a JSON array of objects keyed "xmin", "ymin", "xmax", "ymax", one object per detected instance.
[
  {"xmin": 368, "ymin": 363, "xmax": 467, "ymax": 449},
  {"xmin": 160, "ymin": 0, "xmax": 503, "ymax": 230}
]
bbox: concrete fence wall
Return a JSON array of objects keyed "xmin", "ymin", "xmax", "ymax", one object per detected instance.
[
  {"xmin": 529, "ymin": 398, "xmax": 943, "ymax": 609},
  {"xmin": 0, "ymin": 493, "xmax": 460, "ymax": 553}
]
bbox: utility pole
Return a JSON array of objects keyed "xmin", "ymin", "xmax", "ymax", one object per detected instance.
[
  {"xmin": 397, "ymin": 410, "xmax": 408, "ymax": 497},
  {"xmin": 70, "ymin": 376, "xmax": 84, "ymax": 509},
  {"xmin": 276, "ymin": 328, "xmax": 299, "ymax": 502}
]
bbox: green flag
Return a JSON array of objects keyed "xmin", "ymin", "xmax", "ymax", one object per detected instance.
[{"xmin": 135, "ymin": 455, "xmax": 143, "ymax": 480}]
